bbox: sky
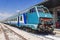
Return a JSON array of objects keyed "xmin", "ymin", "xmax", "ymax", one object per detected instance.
[{"xmin": 0, "ymin": 0, "xmax": 44, "ymax": 20}]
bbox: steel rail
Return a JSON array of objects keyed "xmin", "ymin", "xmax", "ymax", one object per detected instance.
[
  {"xmin": 0, "ymin": 24, "xmax": 9, "ymax": 40},
  {"xmin": 3, "ymin": 24, "xmax": 27, "ymax": 40}
]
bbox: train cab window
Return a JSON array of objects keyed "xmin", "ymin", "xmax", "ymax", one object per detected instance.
[
  {"xmin": 29, "ymin": 8, "xmax": 36, "ymax": 13},
  {"xmin": 37, "ymin": 7, "xmax": 49, "ymax": 13},
  {"xmin": 37, "ymin": 7, "xmax": 43, "ymax": 12},
  {"xmin": 43, "ymin": 8, "xmax": 49, "ymax": 13}
]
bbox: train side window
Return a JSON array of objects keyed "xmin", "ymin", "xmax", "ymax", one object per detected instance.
[
  {"xmin": 14, "ymin": 18, "xmax": 17, "ymax": 21},
  {"xmin": 29, "ymin": 8, "xmax": 36, "ymax": 13},
  {"xmin": 11, "ymin": 18, "xmax": 17, "ymax": 21}
]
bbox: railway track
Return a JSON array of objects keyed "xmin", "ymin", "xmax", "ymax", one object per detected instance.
[
  {"xmin": 0, "ymin": 24, "xmax": 27, "ymax": 40},
  {"xmin": 44, "ymin": 35, "xmax": 60, "ymax": 40},
  {"xmin": 2, "ymin": 23, "xmax": 53, "ymax": 40},
  {"xmin": 30, "ymin": 33, "xmax": 54, "ymax": 40},
  {"xmin": 35, "ymin": 31, "xmax": 60, "ymax": 40},
  {"xmin": 54, "ymin": 30, "xmax": 60, "ymax": 34},
  {"xmin": 1, "ymin": 23, "xmax": 60, "ymax": 40},
  {"xmin": 1, "ymin": 25, "xmax": 9, "ymax": 40},
  {"xmin": 0, "ymin": 25, "xmax": 6, "ymax": 40},
  {"xmin": 53, "ymin": 30, "xmax": 60, "ymax": 38}
]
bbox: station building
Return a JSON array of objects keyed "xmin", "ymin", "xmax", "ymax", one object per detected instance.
[{"xmin": 36, "ymin": 0, "xmax": 60, "ymax": 27}]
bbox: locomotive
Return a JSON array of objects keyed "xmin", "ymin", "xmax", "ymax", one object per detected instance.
[{"xmin": 5, "ymin": 5, "xmax": 54, "ymax": 33}]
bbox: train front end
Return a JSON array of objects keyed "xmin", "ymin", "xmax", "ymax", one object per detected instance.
[
  {"xmin": 38, "ymin": 15, "xmax": 54, "ymax": 33},
  {"xmin": 36, "ymin": 6, "xmax": 54, "ymax": 33}
]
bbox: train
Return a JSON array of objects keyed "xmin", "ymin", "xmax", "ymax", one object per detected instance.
[{"xmin": 4, "ymin": 5, "xmax": 54, "ymax": 33}]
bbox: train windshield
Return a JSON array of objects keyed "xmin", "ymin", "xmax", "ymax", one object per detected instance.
[
  {"xmin": 37, "ymin": 7, "xmax": 49, "ymax": 13},
  {"xmin": 43, "ymin": 7, "xmax": 49, "ymax": 13},
  {"xmin": 37, "ymin": 7, "xmax": 43, "ymax": 12}
]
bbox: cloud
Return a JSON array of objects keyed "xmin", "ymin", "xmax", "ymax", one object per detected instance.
[{"xmin": 0, "ymin": 12, "xmax": 14, "ymax": 20}]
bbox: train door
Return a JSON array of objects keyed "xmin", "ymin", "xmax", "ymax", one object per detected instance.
[
  {"xmin": 19, "ymin": 14, "xmax": 26, "ymax": 24},
  {"xmin": 17, "ymin": 14, "xmax": 27, "ymax": 27},
  {"xmin": 19, "ymin": 14, "xmax": 24, "ymax": 24},
  {"xmin": 17, "ymin": 14, "xmax": 24, "ymax": 27}
]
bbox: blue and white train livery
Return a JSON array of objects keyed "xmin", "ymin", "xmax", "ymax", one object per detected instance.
[{"xmin": 5, "ymin": 5, "xmax": 54, "ymax": 33}]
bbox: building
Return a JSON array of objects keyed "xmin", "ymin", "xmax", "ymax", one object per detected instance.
[{"xmin": 37, "ymin": 0, "xmax": 60, "ymax": 27}]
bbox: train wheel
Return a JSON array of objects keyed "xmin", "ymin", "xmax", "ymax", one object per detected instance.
[
  {"xmin": 48, "ymin": 29, "xmax": 55, "ymax": 35},
  {"xmin": 23, "ymin": 27, "xmax": 26, "ymax": 30},
  {"xmin": 31, "ymin": 30, "xmax": 36, "ymax": 33},
  {"xmin": 25, "ymin": 28, "xmax": 32, "ymax": 32},
  {"xmin": 50, "ymin": 31, "xmax": 56, "ymax": 35}
]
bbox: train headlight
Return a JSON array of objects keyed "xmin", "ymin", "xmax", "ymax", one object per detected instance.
[{"xmin": 51, "ymin": 25, "xmax": 54, "ymax": 28}]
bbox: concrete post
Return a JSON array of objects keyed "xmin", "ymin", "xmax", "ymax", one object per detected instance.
[{"xmin": 53, "ymin": 8, "xmax": 57, "ymax": 28}]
